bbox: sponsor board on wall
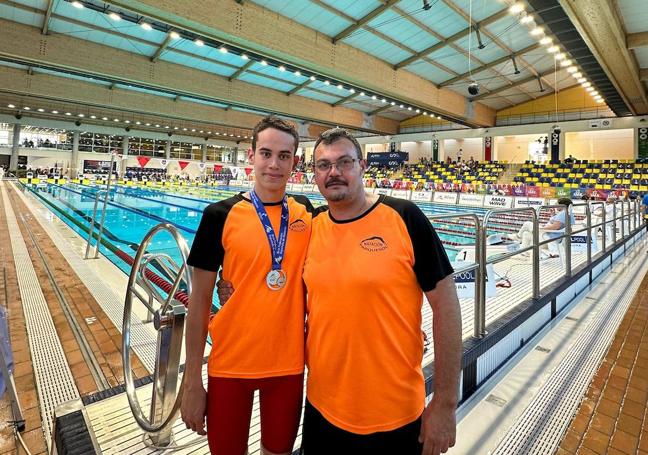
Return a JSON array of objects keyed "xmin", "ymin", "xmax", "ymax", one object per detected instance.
[
  {"xmin": 411, "ymin": 191, "xmax": 433, "ymax": 202},
  {"xmin": 511, "ymin": 185, "xmax": 527, "ymax": 197},
  {"xmin": 285, "ymin": 183, "xmax": 293, "ymax": 191},
  {"xmin": 302, "ymin": 184, "xmax": 314, "ymax": 192},
  {"xmin": 391, "ymin": 190, "xmax": 410, "ymax": 199},
  {"xmin": 459, "ymin": 193, "xmax": 485, "ymax": 206},
  {"xmin": 241, "ymin": 181, "xmax": 252, "ymax": 188},
  {"xmin": 433, "ymin": 192, "xmax": 458, "ymax": 204},
  {"xmin": 374, "ymin": 188, "xmax": 393, "ymax": 196},
  {"xmin": 230, "ymin": 180, "xmax": 245, "ymax": 187},
  {"xmin": 484, "ymin": 195, "xmax": 513, "ymax": 208},
  {"xmin": 514, "ymin": 197, "xmax": 545, "ymax": 209},
  {"xmin": 291, "ymin": 183, "xmax": 304, "ymax": 192}
]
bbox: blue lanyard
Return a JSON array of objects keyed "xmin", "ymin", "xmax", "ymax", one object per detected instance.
[{"xmin": 249, "ymin": 190, "xmax": 289, "ymax": 271}]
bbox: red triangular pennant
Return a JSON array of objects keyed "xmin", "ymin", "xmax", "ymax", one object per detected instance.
[
  {"xmin": 179, "ymin": 161, "xmax": 190, "ymax": 170},
  {"xmin": 137, "ymin": 156, "xmax": 151, "ymax": 168}
]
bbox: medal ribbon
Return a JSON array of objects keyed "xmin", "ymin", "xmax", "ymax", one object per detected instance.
[{"xmin": 249, "ymin": 190, "xmax": 289, "ymax": 272}]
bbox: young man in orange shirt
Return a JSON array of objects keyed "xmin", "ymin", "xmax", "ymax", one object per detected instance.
[
  {"xmin": 301, "ymin": 128, "xmax": 462, "ymax": 455},
  {"xmin": 181, "ymin": 116, "xmax": 314, "ymax": 455}
]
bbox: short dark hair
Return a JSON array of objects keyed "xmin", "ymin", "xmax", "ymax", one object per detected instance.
[
  {"xmin": 313, "ymin": 128, "xmax": 363, "ymax": 160},
  {"xmin": 252, "ymin": 116, "xmax": 299, "ymax": 153},
  {"xmin": 558, "ymin": 197, "xmax": 572, "ymax": 206}
]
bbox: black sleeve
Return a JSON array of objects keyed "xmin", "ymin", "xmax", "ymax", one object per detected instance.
[
  {"xmin": 290, "ymin": 194, "xmax": 329, "ymax": 217},
  {"xmin": 382, "ymin": 196, "xmax": 454, "ymax": 292},
  {"xmin": 187, "ymin": 196, "xmax": 239, "ymax": 272}
]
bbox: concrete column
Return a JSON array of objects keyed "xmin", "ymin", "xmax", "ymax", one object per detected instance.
[
  {"xmin": 70, "ymin": 131, "xmax": 80, "ymax": 178},
  {"xmin": 165, "ymin": 140, "xmax": 171, "ymax": 160},
  {"xmin": 232, "ymin": 147, "xmax": 238, "ymax": 164},
  {"xmin": 201, "ymin": 143, "xmax": 207, "ymax": 162},
  {"xmin": 9, "ymin": 123, "xmax": 20, "ymax": 171}
]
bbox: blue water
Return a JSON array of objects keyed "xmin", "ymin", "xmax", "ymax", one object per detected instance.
[{"xmin": 25, "ymin": 183, "xmax": 510, "ymax": 273}]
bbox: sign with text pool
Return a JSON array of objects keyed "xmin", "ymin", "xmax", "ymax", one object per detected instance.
[{"xmin": 453, "ymin": 263, "xmax": 496, "ymax": 299}]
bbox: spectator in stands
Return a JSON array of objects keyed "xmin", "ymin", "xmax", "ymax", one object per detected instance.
[
  {"xmin": 565, "ymin": 155, "xmax": 575, "ymax": 164},
  {"xmin": 517, "ymin": 198, "xmax": 576, "ymax": 258}
]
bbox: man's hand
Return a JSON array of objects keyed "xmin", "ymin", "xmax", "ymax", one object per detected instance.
[
  {"xmin": 180, "ymin": 384, "xmax": 207, "ymax": 435},
  {"xmin": 216, "ymin": 270, "xmax": 234, "ymax": 306},
  {"xmin": 419, "ymin": 396, "xmax": 456, "ymax": 455}
]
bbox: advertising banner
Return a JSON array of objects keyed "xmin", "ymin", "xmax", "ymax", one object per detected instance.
[
  {"xmin": 411, "ymin": 191, "xmax": 433, "ymax": 202},
  {"xmin": 459, "ymin": 194, "xmax": 484, "ymax": 206},
  {"xmin": 433, "ymin": 192, "xmax": 458, "ymax": 204},
  {"xmin": 484, "ymin": 195, "xmax": 514, "ymax": 208}
]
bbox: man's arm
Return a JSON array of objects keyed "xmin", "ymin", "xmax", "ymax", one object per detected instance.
[
  {"xmin": 419, "ymin": 275, "xmax": 462, "ymax": 455},
  {"xmin": 180, "ymin": 267, "xmax": 217, "ymax": 435}
]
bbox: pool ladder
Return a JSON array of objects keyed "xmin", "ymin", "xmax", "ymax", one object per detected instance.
[{"xmin": 84, "ymin": 189, "xmax": 110, "ymax": 259}]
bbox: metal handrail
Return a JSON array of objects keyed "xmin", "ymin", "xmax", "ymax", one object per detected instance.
[
  {"xmin": 429, "ymin": 212, "xmax": 482, "ymax": 338},
  {"xmin": 479, "ymin": 207, "xmax": 539, "ymax": 337},
  {"xmin": 84, "ymin": 189, "xmax": 107, "ymax": 259},
  {"xmin": 84, "ymin": 152, "xmax": 116, "ymax": 259}
]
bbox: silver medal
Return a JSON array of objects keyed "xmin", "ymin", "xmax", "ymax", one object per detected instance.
[{"xmin": 266, "ymin": 269, "xmax": 287, "ymax": 291}]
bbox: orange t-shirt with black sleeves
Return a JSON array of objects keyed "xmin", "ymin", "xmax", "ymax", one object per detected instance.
[
  {"xmin": 187, "ymin": 193, "xmax": 314, "ymax": 379},
  {"xmin": 303, "ymin": 195, "xmax": 454, "ymax": 434}
]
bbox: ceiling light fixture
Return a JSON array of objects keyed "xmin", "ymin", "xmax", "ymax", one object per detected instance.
[
  {"xmin": 37, "ymin": 108, "xmax": 45, "ymax": 112},
  {"xmin": 261, "ymin": 60, "xmax": 268, "ymax": 66},
  {"xmin": 23, "ymin": 107, "xmax": 30, "ymax": 110},
  {"xmin": 241, "ymin": 54, "xmax": 249, "ymax": 60},
  {"xmin": 530, "ymin": 27, "xmax": 543, "ymax": 36},
  {"xmin": 294, "ymin": 70, "xmax": 301, "ymax": 76},
  {"xmin": 141, "ymin": 22, "xmax": 152, "ymax": 31},
  {"xmin": 170, "ymin": 31, "xmax": 180, "ymax": 39},
  {"xmin": 577, "ymin": 77, "xmax": 586, "ymax": 83},
  {"xmin": 109, "ymin": 12, "xmax": 121, "ymax": 21},
  {"xmin": 7, "ymin": 104, "xmax": 15, "ymax": 108},
  {"xmin": 547, "ymin": 46, "xmax": 559, "ymax": 53},
  {"xmin": 195, "ymin": 39, "xmax": 204, "ymax": 46},
  {"xmin": 279, "ymin": 66, "xmax": 286, "ymax": 72},
  {"xmin": 509, "ymin": 3, "xmax": 524, "ymax": 14},
  {"xmin": 310, "ymin": 75, "xmax": 316, "ymax": 81},
  {"xmin": 520, "ymin": 14, "xmax": 533, "ymax": 24},
  {"xmin": 540, "ymin": 37, "xmax": 552, "ymax": 45},
  {"xmin": 72, "ymin": 1, "xmax": 84, "ymax": 8}
]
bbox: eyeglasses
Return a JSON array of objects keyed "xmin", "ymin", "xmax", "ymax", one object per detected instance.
[{"xmin": 314, "ymin": 157, "xmax": 358, "ymax": 173}]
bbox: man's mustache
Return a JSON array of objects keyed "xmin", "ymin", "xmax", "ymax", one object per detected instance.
[{"xmin": 325, "ymin": 178, "xmax": 347, "ymax": 188}]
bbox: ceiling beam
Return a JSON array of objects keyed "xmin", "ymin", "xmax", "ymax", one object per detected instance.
[
  {"xmin": 332, "ymin": 0, "xmax": 399, "ymax": 44},
  {"xmin": 369, "ymin": 104, "xmax": 392, "ymax": 116},
  {"xmin": 228, "ymin": 60, "xmax": 254, "ymax": 81},
  {"xmin": 439, "ymin": 43, "xmax": 542, "ymax": 87},
  {"xmin": 332, "ymin": 92, "xmax": 359, "ymax": 107},
  {"xmin": 393, "ymin": 7, "xmax": 509, "ymax": 69},
  {"xmin": 470, "ymin": 71, "xmax": 554, "ymax": 101},
  {"xmin": 41, "ymin": 0, "xmax": 55, "ymax": 35},
  {"xmin": 287, "ymin": 79, "xmax": 312, "ymax": 95},
  {"xmin": 309, "ymin": 0, "xmax": 356, "ymax": 24},
  {"xmin": 150, "ymin": 32, "xmax": 173, "ymax": 62},
  {"xmin": 627, "ymin": 32, "xmax": 648, "ymax": 50},
  {"xmin": 559, "ymin": 0, "xmax": 647, "ymax": 114}
]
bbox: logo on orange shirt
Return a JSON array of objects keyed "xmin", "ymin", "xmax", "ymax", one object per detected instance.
[
  {"xmin": 360, "ymin": 236, "xmax": 387, "ymax": 251},
  {"xmin": 289, "ymin": 219, "xmax": 307, "ymax": 232}
]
